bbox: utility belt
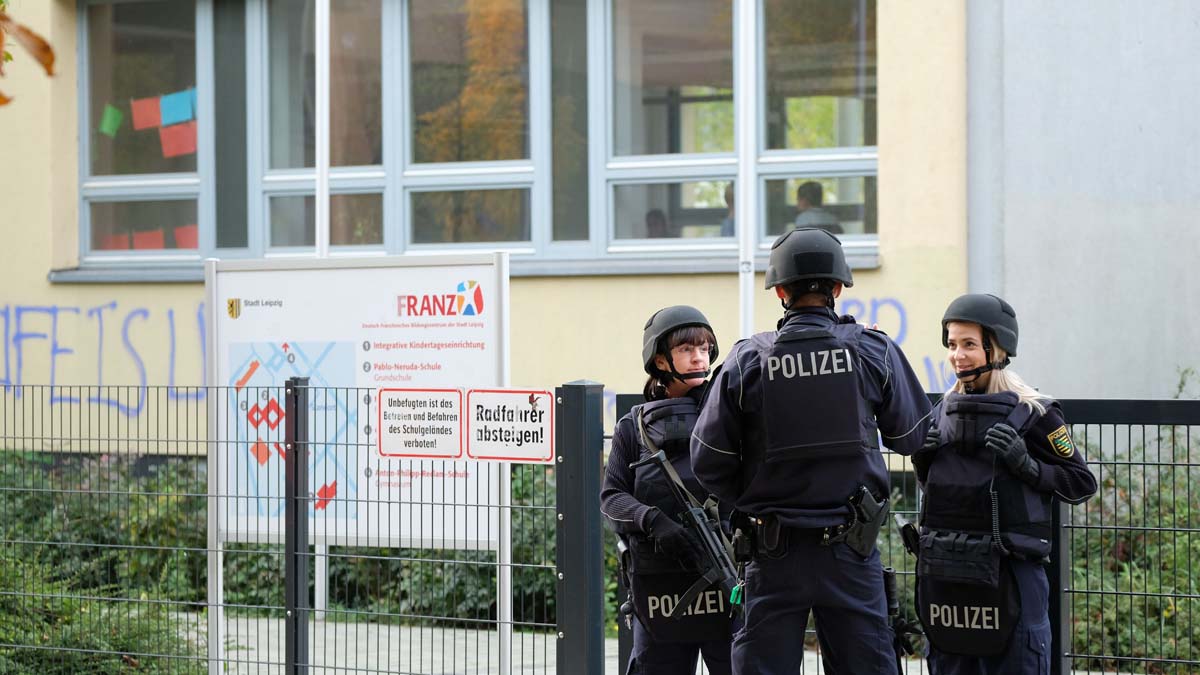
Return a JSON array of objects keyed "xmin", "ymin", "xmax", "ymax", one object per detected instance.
[{"xmin": 735, "ymin": 485, "xmax": 890, "ymax": 561}]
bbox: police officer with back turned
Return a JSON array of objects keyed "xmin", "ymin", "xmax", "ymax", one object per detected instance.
[
  {"xmin": 912, "ymin": 294, "xmax": 1096, "ymax": 674},
  {"xmin": 691, "ymin": 227, "xmax": 932, "ymax": 674},
  {"xmin": 601, "ymin": 306, "xmax": 733, "ymax": 675}
]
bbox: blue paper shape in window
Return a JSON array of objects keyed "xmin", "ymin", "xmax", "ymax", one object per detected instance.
[{"xmin": 160, "ymin": 89, "xmax": 195, "ymax": 126}]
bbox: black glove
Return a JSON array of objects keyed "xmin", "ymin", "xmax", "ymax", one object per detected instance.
[
  {"xmin": 648, "ymin": 509, "xmax": 705, "ymax": 563},
  {"xmin": 985, "ymin": 422, "xmax": 1041, "ymax": 486},
  {"xmin": 921, "ymin": 424, "xmax": 940, "ymax": 452}
]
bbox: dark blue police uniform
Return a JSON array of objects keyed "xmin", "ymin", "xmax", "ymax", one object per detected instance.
[
  {"xmin": 602, "ymin": 388, "xmax": 733, "ymax": 675},
  {"xmin": 914, "ymin": 395, "xmax": 1096, "ymax": 675},
  {"xmin": 690, "ymin": 307, "xmax": 932, "ymax": 674}
]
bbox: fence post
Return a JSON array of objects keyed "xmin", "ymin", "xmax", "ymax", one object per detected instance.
[
  {"xmin": 555, "ymin": 380, "xmax": 605, "ymax": 674},
  {"xmin": 613, "ymin": 393, "xmax": 642, "ymax": 672},
  {"xmin": 285, "ymin": 377, "xmax": 310, "ymax": 675},
  {"xmin": 1048, "ymin": 499, "xmax": 1070, "ymax": 675}
]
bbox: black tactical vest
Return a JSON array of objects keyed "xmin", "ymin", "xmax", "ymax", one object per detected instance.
[
  {"xmin": 758, "ymin": 322, "xmax": 877, "ymax": 463},
  {"xmin": 920, "ymin": 391, "xmax": 1054, "ymax": 559},
  {"xmin": 625, "ymin": 397, "xmax": 732, "ymax": 644}
]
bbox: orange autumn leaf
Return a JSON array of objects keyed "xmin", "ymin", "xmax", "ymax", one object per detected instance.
[
  {"xmin": 0, "ymin": 13, "xmax": 55, "ymax": 76},
  {"xmin": 0, "ymin": 10, "xmax": 55, "ymax": 105}
]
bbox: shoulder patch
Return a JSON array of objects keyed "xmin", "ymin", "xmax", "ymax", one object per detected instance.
[{"xmin": 1047, "ymin": 425, "xmax": 1074, "ymax": 457}]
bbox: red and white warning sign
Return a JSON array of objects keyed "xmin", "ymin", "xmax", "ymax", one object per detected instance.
[
  {"xmin": 466, "ymin": 389, "xmax": 555, "ymax": 463},
  {"xmin": 377, "ymin": 388, "xmax": 464, "ymax": 459}
]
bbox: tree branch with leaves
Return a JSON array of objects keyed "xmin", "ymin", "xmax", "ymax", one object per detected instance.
[{"xmin": 0, "ymin": 0, "xmax": 56, "ymax": 106}]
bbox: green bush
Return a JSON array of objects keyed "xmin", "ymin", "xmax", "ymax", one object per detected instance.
[
  {"xmin": 0, "ymin": 547, "xmax": 205, "ymax": 674},
  {"xmin": 0, "ymin": 451, "xmax": 207, "ymax": 605},
  {"xmin": 1069, "ymin": 424, "xmax": 1200, "ymax": 674}
]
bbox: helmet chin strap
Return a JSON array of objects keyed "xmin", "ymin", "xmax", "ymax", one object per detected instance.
[
  {"xmin": 665, "ymin": 358, "xmax": 710, "ymax": 383},
  {"xmin": 955, "ymin": 334, "xmax": 1010, "ymax": 389}
]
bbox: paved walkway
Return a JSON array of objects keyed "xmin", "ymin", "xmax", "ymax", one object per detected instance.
[{"xmin": 214, "ymin": 618, "xmax": 931, "ymax": 674}]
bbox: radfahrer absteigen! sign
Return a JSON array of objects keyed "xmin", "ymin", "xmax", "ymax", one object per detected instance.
[{"xmin": 377, "ymin": 388, "xmax": 554, "ymax": 464}]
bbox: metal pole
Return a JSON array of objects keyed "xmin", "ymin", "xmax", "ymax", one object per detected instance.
[
  {"xmin": 285, "ymin": 377, "xmax": 311, "ymax": 675},
  {"xmin": 734, "ymin": 0, "xmax": 761, "ymax": 339},
  {"xmin": 1048, "ymin": 499, "xmax": 1071, "ymax": 675},
  {"xmin": 555, "ymin": 381, "xmax": 605, "ymax": 674}
]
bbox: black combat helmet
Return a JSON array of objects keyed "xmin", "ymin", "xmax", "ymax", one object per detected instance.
[
  {"xmin": 642, "ymin": 305, "xmax": 719, "ymax": 376},
  {"xmin": 941, "ymin": 293, "xmax": 1019, "ymax": 357},
  {"xmin": 764, "ymin": 227, "xmax": 854, "ymax": 290}
]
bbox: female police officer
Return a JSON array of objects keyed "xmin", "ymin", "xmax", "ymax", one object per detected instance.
[
  {"xmin": 600, "ymin": 306, "xmax": 732, "ymax": 675},
  {"xmin": 913, "ymin": 294, "xmax": 1097, "ymax": 674}
]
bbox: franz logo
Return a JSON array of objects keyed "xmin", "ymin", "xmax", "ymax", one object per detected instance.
[{"xmin": 398, "ymin": 280, "xmax": 485, "ymax": 317}]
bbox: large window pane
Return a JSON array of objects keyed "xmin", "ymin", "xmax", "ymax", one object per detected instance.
[
  {"xmin": 613, "ymin": 181, "xmax": 732, "ymax": 240},
  {"xmin": 551, "ymin": 0, "xmax": 589, "ymax": 241},
  {"xmin": 411, "ymin": 189, "xmax": 531, "ymax": 243},
  {"xmin": 88, "ymin": 2, "xmax": 197, "ymax": 176},
  {"xmin": 330, "ymin": 0, "xmax": 383, "ymax": 166},
  {"xmin": 764, "ymin": 176, "xmax": 876, "ymax": 236},
  {"xmin": 268, "ymin": 0, "xmax": 383, "ymax": 169},
  {"xmin": 764, "ymin": 0, "xmax": 876, "ymax": 150},
  {"xmin": 410, "ymin": 0, "xmax": 530, "ymax": 163},
  {"xmin": 612, "ymin": 0, "xmax": 732, "ymax": 156},
  {"xmin": 91, "ymin": 200, "xmax": 199, "ymax": 251}
]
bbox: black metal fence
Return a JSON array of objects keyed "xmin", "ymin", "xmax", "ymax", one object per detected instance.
[
  {"xmin": 0, "ymin": 382, "xmax": 575, "ymax": 674},
  {"xmin": 1, "ymin": 384, "xmax": 1197, "ymax": 674}
]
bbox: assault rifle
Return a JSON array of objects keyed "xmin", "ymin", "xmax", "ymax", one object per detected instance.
[{"xmin": 629, "ymin": 448, "xmax": 742, "ymax": 620}]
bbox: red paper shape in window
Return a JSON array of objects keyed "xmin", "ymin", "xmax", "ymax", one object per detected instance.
[
  {"xmin": 159, "ymin": 121, "xmax": 197, "ymax": 158},
  {"xmin": 130, "ymin": 96, "xmax": 161, "ymax": 130},
  {"xmin": 132, "ymin": 229, "xmax": 165, "ymax": 250},
  {"xmin": 174, "ymin": 223, "xmax": 198, "ymax": 249},
  {"xmin": 99, "ymin": 233, "xmax": 129, "ymax": 250}
]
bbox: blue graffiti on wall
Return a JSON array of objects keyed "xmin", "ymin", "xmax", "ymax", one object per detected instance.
[{"xmin": 0, "ymin": 301, "xmax": 207, "ymax": 417}]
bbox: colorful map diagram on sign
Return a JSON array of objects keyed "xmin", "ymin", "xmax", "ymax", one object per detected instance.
[{"xmin": 226, "ymin": 341, "xmax": 362, "ymax": 521}]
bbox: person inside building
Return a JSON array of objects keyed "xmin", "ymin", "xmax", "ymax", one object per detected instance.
[
  {"xmin": 912, "ymin": 294, "xmax": 1098, "ymax": 675},
  {"xmin": 601, "ymin": 306, "xmax": 733, "ymax": 675},
  {"xmin": 691, "ymin": 228, "xmax": 931, "ymax": 674},
  {"xmin": 794, "ymin": 180, "xmax": 844, "ymax": 234}
]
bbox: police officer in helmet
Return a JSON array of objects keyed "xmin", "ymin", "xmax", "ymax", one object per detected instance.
[
  {"xmin": 913, "ymin": 295, "xmax": 1096, "ymax": 674},
  {"xmin": 691, "ymin": 228, "xmax": 932, "ymax": 674},
  {"xmin": 601, "ymin": 306, "xmax": 733, "ymax": 675}
]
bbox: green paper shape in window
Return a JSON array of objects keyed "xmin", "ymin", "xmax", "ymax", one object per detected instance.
[{"xmin": 99, "ymin": 103, "xmax": 124, "ymax": 137}]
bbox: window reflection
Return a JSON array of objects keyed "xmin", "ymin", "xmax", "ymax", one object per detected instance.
[
  {"xmin": 268, "ymin": 194, "xmax": 384, "ymax": 247},
  {"xmin": 612, "ymin": 0, "xmax": 732, "ymax": 156},
  {"xmin": 411, "ymin": 189, "xmax": 531, "ymax": 243},
  {"xmin": 764, "ymin": 0, "xmax": 876, "ymax": 150},
  {"xmin": 410, "ymin": 0, "xmax": 530, "ymax": 163},
  {"xmin": 613, "ymin": 181, "xmax": 732, "ymax": 239},
  {"xmin": 268, "ymin": 0, "xmax": 382, "ymax": 169},
  {"xmin": 88, "ymin": 1, "xmax": 197, "ymax": 176},
  {"xmin": 91, "ymin": 200, "xmax": 199, "ymax": 251},
  {"xmin": 765, "ymin": 176, "xmax": 876, "ymax": 236}
]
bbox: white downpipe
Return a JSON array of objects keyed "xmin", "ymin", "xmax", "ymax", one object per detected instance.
[
  {"xmin": 315, "ymin": 0, "xmax": 331, "ymax": 258},
  {"xmin": 735, "ymin": 0, "xmax": 760, "ymax": 339}
]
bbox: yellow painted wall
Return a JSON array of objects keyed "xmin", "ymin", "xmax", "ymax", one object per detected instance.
[{"xmin": 0, "ymin": 1, "xmax": 967, "ymax": 433}]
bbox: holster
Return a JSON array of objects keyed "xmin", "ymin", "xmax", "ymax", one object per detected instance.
[{"xmin": 836, "ymin": 485, "xmax": 890, "ymax": 557}]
